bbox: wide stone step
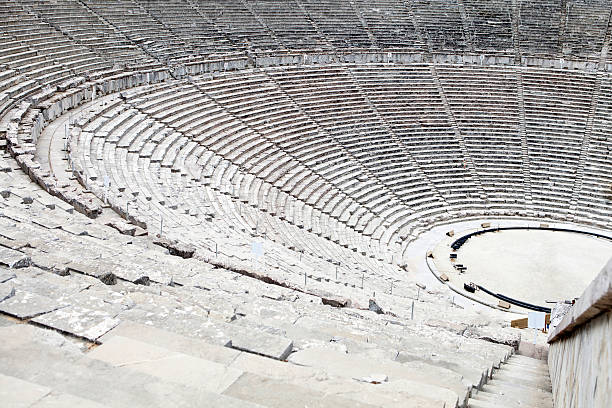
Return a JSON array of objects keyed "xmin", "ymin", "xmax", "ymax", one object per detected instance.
[
  {"xmin": 100, "ymin": 321, "xmax": 451, "ymax": 407},
  {"xmin": 288, "ymin": 346, "xmax": 467, "ymax": 407},
  {"xmin": 0, "ymin": 324, "xmax": 262, "ymax": 408},
  {"xmin": 0, "ymin": 372, "xmax": 108, "ymax": 408},
  {"xmin": 91, "ymin": 334, "xmax": 377, "ymax": 408},
  {"xmin": 494, "ymin": 370, "xmax": 552, "ymax": 389},
  {"xmin": 471, "ymin": 388, "xmax": 553, "ymax": 408}
]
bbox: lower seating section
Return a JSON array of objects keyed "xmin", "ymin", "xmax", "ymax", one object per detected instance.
[{"xmin": 0, "ymin": 150, "xmax": 520, "ymax": 407}]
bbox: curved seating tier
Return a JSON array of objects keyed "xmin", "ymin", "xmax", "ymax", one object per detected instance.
[
  {"xmin": 60, "ymin": 64, "xmax": 611, "ymax": 284},
  {"xmin": 1, "ymin": 2, "xmax": 609, "ymax": 406}
]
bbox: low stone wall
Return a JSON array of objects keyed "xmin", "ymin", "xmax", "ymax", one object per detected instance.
[{"xmin": 547, "ymin": 258, "xmax": 612, "ymax": 408}]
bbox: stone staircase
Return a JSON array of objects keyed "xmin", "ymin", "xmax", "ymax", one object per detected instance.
[
  {"xmin": 515, "ymin": 67, "xmax": 534, "ymax": 214},
  {"xmin": 468, "ymin": 354, "xmax": 553, "ymax": 408}
]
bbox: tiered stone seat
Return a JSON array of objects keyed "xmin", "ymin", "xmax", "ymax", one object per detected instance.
[
  {"xmin": 522, "ymin": 68, "xmax": 595, "ymax": 219},
  {"xmin": 298, "ymin": 0, "xmax": 374, "ymax": 49},
  {"xmin": 561, "ymin": 0, "xmax": 610, "ymax": 59},
  {"xmin": 69, "ymin": 86, "xmax": 411, "ymax": 301},
  {"xmin": 21, "ymin": 0, "xmax": 151, "ymax": 65},
  {"xmin": 349, "ymin": 64, "xmax": 478, "ymax": 217},
  {"xmin": 240, "ymin": 0, "xmax": 330, "ymax": 51},
  {"xmin": 81, "ymin": 0, "xmax": 193, "ymax": 61},
  {"xmin": 462, "ymin": 0, "xmax": 513, "ymax": 53},
  {"xmin": 2, "ymin": 2, "xmax": 610, "ymax": 406},
  {"xmin": 436, "ymin": 65, "xmax": 526, "ymax": 212},
  {"xmin": 579, "ymin": 77, "xmax": 612, "ymax": 227},
  {"xmin": 352, "ymin": 0, "xmax": 426, "ymax": 50},
  {"xmin": 518, "ymin": 1, "xmax": 562, "ymax": 57},
  {"xmin": 189, "ymin": 0, "xmax": 280, "ymax": 52},
  {"xmin": 137, "ymin": 0, "xmax": 235, "ymax": 56},
  {"xmin": 411, "ymin": 0, "xmax": 469, "ymax": 51}
]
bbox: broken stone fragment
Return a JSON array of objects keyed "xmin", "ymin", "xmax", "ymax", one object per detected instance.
[
  {"xmin": 133, "ymin": 276, "xmax": 150, "ymax": 286},
  {"xmin": 359, "ymin": 373, "xmax": 388, "ymax": 384},
  {"xmin": 152, "ymin": 236, "xmax": 195, "ymax": 258},
  {"xmin": 99, "ymin": 272, "xmax": 117, "ymax": 285},
  {"xmin": 21, "ymin": 196, "xmax": 34, "ymax": 204},
  {"xmin": 105, "ymin": 220, "xmax": 136, "ymax": 236},
  {"xmin": 368, "ymin": 299, "xmax": 384, "ymax": 314}
]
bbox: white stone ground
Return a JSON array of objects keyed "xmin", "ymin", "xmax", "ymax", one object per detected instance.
[{"xmin": 429, "ymin": 222, "xmax": 611, "ymax": 309}]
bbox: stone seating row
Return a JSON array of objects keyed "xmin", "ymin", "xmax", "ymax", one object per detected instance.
[
  {"xmin": 3, "ymin": 0, "xmax": 612, "ymax": 63},
  {"xmin": 69, "ymin": 95, "xmax": 407, "ymax": 296},
  {"xmin": 61, "ymin": 63, "xmax": 612, "ymax": 250}
]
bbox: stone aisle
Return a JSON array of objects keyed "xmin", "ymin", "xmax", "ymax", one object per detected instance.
[{"xmin": 468, "ymin": 354, "xmax": 553, "ymax": 408}]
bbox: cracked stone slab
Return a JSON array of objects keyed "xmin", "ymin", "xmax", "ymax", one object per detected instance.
[
  {"xmin": 0, "ymin": 246, "xmax": 31, "ymax": 268},
  {"xmin": 98, "ymin": 321, "xmax": 240, "ymax": 365},
  {"xmin": 0, "ymin": 325, "xmax": 262, "ymax": 408},
  {"xmin": 32, "ymin": 305, "xmax": 120, "ymax": 342},
  {"xmin": 0, "ymin": 288, "xmax": 67, "ymax": 319},
  {"xmin": 67, "ymin": 262, "xmax": 117, "ymax": 285},
  {"xmin": 228, "ymin": 328, "xmax": 293, "ymax": 360},
  {"xmin": 61, "ymin": 224, "xmax": 90, "ymax": 236},
  {"xmin": 223, "ymin": 372, "xmax": 378, "ymax": 408},
  {"xmin": 31, "ymin": 391, "xmax": 109, "ymax": 408},
  {"xmin": 0, "ymin": 282, "xmax": 15, "ymax": 302},
  {"xmin": 89, "ymin": 336, "xmax": 244, "ymax": 393},
  {"xmin": 0, "ymin": 269, "xmax": 16, "ymax": 283}
]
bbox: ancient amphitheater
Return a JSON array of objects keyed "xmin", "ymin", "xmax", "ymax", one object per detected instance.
[{"xmin": 0, "ymin": 1, "xmax": 611, "ymax": 407}]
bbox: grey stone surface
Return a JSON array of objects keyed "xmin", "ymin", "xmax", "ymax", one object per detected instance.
[
  {"xmin": 549, "ymin": 309, "xmax": 611, "ymax": 408},
  {"xmin": 0, "ymin": 269, "xmax": 16, "ymax": 283},
  {"xmin": 288, "ymin": 347, "xmax": 462, "ymax": 407},
  {"xmin": 99, "ymin": 321, "xmax": 240, "ymax": 364},
  {"xmin": 0, "ymin": 373, "xmax": 51, "ymax": 408},
  {"xmin": 0, "ymin": 282, "xmax": 15, "ymax": 302},
  {"xmin": 0, "ymin": 246, "xmax": 31, "ymax": 268},
  {"xmin": 464, "ymin": 325, "xmax": 521, "ymax": 350},
  {"xmin": 31, "ymin": 391, "xmax": 109, "ymax": 408},
  {"xmin": 89, "ymin": 335, "xmax": 244, "ymax": 393},
  {"xmin": 223, "ymin": 372, "xmax": 377, "ymax": 408},
  {"xmin": 549, "ymin": 302, "xmax": 572, "ymax": 332},
  {"xmin": 549, "ymin": 258, "xmax": 612, "ymax": 342},
  {"xmin": 0, "ymin": 325, "xmax": 262, "ymax": 408},
  {"xmin": 468, "ymin": 353, "xmax": 553, "ymax": 408},
  {"xmin": 229, "ymin": 330, "xmax": 293, "ymax": 360},
  {"xmin": 32, "ymin": 305, "xmax": 120, "ymax": 341},
  {"xmin": 0, "ymin": 288, "xmax": 66, "ymax": 319}
]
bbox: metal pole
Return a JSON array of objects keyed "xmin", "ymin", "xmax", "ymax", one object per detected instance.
[
  {"xmin": 335, "ymin": 266, "xmax": 338, "ymax": 281},
  {"xmin": 215, "ymin": 242, "xmax": 218, "ymax": 258},
  {"xmin": 361, "ymin": 273, "xmax": 364, "ymax": 289},
  {"xmin": 304, "ymin": 270, "xmax": 307, "ymax": 287},
  {"xmin": 411, "ymin": 301, "xmax": 414, "ymax": 320}
]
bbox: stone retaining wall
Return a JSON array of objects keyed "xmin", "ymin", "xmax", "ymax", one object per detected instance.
[{"xmin": 547, "ymin": 258, "xmax": 612, "ymax": 408}]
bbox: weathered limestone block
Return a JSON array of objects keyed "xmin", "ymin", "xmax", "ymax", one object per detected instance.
[
  {"xmin": 152, "ymin": 236, "xmax": 195, "ymax": 258},
  {"xmin": 0, "ymin": 246, "xmax": 31, "ymax": 268},
  {"xmin": 463, "ymin": 325, "xmax": 521, "ymax": 350}
]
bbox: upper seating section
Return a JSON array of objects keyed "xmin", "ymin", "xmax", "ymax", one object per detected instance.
[{"xmin": 3, "ymin": 0, "xmax": 612, "ymax": 60}]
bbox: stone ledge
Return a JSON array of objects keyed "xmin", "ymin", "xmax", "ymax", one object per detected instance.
[{"xmin": 548, "ymin": 257, "xmax": 612, "ymax": 343}]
